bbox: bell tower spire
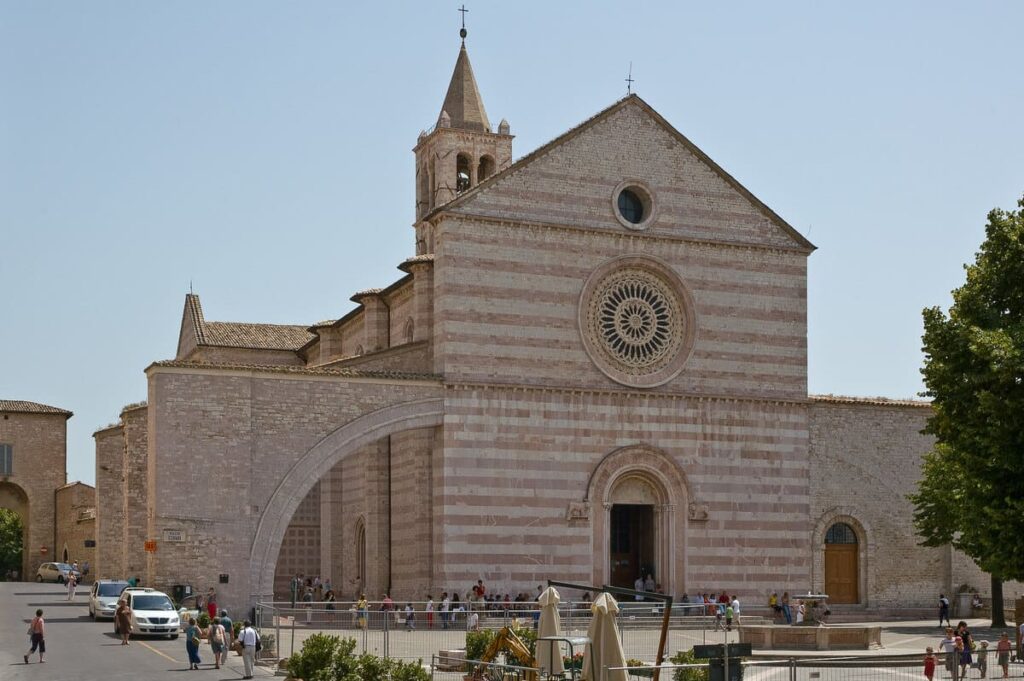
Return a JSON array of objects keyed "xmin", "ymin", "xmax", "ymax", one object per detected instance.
[{"xmin": 412, "ymin": 10, "xmax": 514, "ymax": 235}]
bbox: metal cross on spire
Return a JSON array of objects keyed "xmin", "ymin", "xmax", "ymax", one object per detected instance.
[
  {"xmin": 458, "ymin": 5, "xmax": 469, "ymax": 40},
  {"xmin": 626, "ymin": 62, "xmax": 635, "ymax": 95}
]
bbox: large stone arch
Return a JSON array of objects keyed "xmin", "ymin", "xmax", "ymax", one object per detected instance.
[
  {"xmin": 250, "ymin": 398, "xmax": 445, "ymax": 602},
  {"xmin": 585, "ymin": 444, "xmax": 692, "ymax": 594},
  {"xmin": 812, "ymin": 507, "xmax": 874, "ymax": 606}
]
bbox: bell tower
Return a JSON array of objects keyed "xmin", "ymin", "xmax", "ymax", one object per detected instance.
[{"xmin": 413, "ymin": 25, "xmax": 513, "ymax": 246}]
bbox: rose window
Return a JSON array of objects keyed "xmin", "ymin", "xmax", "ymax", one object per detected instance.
[{"xmin": 579, "ymin": 258, "xmax": 696, "ymax": 388}]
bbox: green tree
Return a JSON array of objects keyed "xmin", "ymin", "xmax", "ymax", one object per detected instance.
[
  {"xmin": 0, "ymin": 508, "xmax": 24, "ymax": 580},
  {"xmin": 910, "ymin": 195, "xmax": 1024, "ymax": 628}
]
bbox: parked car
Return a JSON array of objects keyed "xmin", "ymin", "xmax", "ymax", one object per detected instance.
[
  {"xmin": 36, "ymin": 562, "xmax": 82, "ymax": 584},
  {"xmin": 88, "ymin": 579, "xmax": 130, "ymax": 619},
  {"xmin": 113, "ymin": 588, "xmax": 180, "ymax": 638}
]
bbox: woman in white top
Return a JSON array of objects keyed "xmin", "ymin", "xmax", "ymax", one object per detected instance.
[
  {"xmin": 425, "ymin": 596, "xmax": 435, "ymax": 629},
  {"xmin": 795, "ymin": 600, "xmax": 805, "ymax": 624}
]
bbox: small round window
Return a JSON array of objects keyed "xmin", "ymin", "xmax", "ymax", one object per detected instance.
[
  {"xmin": 618, "ymin": 190, "xmax": 644, "ymax": 224},
  {"xmin": 612, "ymin": 180, "xmax": 655, "ymax": 231}
]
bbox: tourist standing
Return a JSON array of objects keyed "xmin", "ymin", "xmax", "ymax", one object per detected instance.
[
  {"xmin": 206, "ymin": 587, "xmax": 217, "ymax": 619},
  {"xmin": 238, "ymin": 619, "xmax": 259, "ymax": 680},
  {"xmin": 208, "ymin": 617, "xmax": 227, "ymax": 670},
  {"xmin": 441, "ymin": 592, "xmax": 451, "ymax": 629},
  {"xmin": 795, "ymin": 600, "xmax": 805, "ymax": 624},
  {"xmin": 356, "ymin": 593, "xmax": 368, "ymax": 629},
  {"xmin": 781, "ymin": 592, "xmax": 792, "ymax": 624},
  {"xmin": 634, "ymin": 575, "xmax": 644, "ymax": 600},
  {"xmin": 404, "ymin": 603, "xmax": 415, "ymax": 631},
  {"xmin": 184, "ymin": 617, "xmax": 203, "ymax": 670},
  {"xmin": 996, "ymin": 632, "xmax": 1011, "ymax": 678},
  {"xmin": 731, "ymin": 595, "xmax": 741, "ymax": 627},
  {"xmin": 425, "ymin": 595, "xmax": 435, "ymax": 629},
  {"xmin": 290, "ymin": 573, "xmax": 300, "ymax": 609},
  {"xmin": 23, "ymin": 608, "xmax": 45, "ymax": 664},
  {"xmin": 66, "ymin": 571, "xmax": 77, "ymax": 600},
  {"xmin": 115, "ymin": 599, "xmax": 132, "ymax": 645}
]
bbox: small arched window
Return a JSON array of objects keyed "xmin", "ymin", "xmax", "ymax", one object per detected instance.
[
  {"xmin": 404, "ymin": 318, "xmax": 414, "ymax": 344},
  {"xmin": 355, "ymin": 344, "xmax": 364, "ymax": 356},
  {"xmin": 478, "ymin": 155, "xmax": 495, "ymax": 182},
  {"xmin": 355, "ymin": 519, "xmax": 367, "ymax": 592},
  {"xmin": 825, "ymin": 522, "xmax": 858, "ymax": 544},
  {"xmin": 456, "ymin": 154, "xmax": 472, "ymax": 192}
]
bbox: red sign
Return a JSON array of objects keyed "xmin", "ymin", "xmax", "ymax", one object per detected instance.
[
  {"xmin": 40, "ymin": 546, "xmax": 48, "ymax": 554},
  {"xmin": 144, "ymin": 540, "xmax": 157, "ymax": 553}
]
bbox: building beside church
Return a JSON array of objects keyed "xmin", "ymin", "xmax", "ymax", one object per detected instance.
[
  {"xmin": 92, "ymin": 33, "xmax": 1014, "ymax": 614},
  {"xmin": 0, "ymin": 400, "xmax": 96, "ymax": 578}
]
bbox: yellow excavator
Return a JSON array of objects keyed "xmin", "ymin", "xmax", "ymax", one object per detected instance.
[{"xmin": 468, "ymin": 627, "xmax": 538, "ymax": 681}]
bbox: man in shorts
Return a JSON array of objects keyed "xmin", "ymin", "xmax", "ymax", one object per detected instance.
[{"xmin": 25, "ymin": 608, "xmax": 45, "ymax": 664}]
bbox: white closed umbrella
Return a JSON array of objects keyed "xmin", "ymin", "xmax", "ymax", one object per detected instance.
[
  {"xmin": 537, "ymin": 586, "xmax": 565, "ymax": 676},
  {"xmin": 582, "ymin": 592, "xmax": 627, "ymax": 681}
]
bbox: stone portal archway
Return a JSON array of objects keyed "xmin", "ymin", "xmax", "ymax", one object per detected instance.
[
  {"xmin": 586, "ymin": 445, "xmax": 690, "ymax": 594},
  {"xmin": 0, "ymin": 482, "xmax": 30, "ymax": 580},
  {"xmin": 812, "ymin": 508, "xmax": 873, "ymax": 606},
  {"xmin": 250, "ymin": 398, "xmax": 445, "ymax": 603}
]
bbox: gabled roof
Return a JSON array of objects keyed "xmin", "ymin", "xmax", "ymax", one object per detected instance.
[
  {"xmin": 0, "ymin": 400, "xmax": 72, "ymax": 417},
  {"xmin": 426, "ymin": 94, "xmax": 815, "ymax": 252},
  {"xmin": 180, "ymin": 294, "xmax": 313, "ymax": 352},
  {"xmin": 437, "ymin": 43, "xmax": 491, "ymax": 133}
]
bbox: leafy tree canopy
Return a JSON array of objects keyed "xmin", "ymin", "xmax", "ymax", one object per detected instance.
[
  {"xmin": 911, "ymin": 195, "xmax": 1024, "ymax": 581},
  {"xmin": 0, "ymin": 507, "xmax": 24, "ymax": 579}
]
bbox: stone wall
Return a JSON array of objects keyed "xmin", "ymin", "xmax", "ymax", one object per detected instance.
[
  {"xmin": 389, "ymin": 427, "xmax": 435, "ymax": 598},
  {"xmin": 272, "ymin": 482, "xmax": 321, "ymax": 600},
  {"xmin": 94, "ymin": 425, "xmax": 125, "ymax": 579},
  {"xmin": 0, "ymin": 410, "xmax": 68, "ymax": 579},
  {"xmin": 121, "ymin": 404, "xmax": 148, "ymax": 583},
  {"xmin": 55, "ymin": 482, "xmax": 96, "ymax": 569}
]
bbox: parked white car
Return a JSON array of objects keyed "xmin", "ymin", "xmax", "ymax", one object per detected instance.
[
  {"xmin": 114, "ymin": 588, "xmax": 180, "ymax": 638},
  {"xmin": 88, "ymin": 579, "xmax": 130, "ymax": 619},
  {"xmin": 35, "ymin": 562, "xmax": 82, "ymax": 584}
]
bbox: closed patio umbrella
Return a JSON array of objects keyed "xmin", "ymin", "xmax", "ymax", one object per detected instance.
[
  {"xmin": 537, "ymin": 586, "xmax": 565, "ymax": 676},
  {"xmin": 582, "ymin": 592, "xmax": 627, "ymax": 681}
]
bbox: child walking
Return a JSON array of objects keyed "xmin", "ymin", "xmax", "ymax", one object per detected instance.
[
  {"xmin": 977, "ymin": 640, "xmax": 989, "ymax": 678},
  {"xmin": 24, "ymin": 608, "xmax": 45, "ymax": 664},
  {"xmin": 923, "ymin": 646, "xmax": 936, "ymax": 681}
]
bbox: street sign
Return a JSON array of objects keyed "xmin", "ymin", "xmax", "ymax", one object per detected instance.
[
  {"xmin": 144, "ymin": 540, "xmax": 157, "ymax": 552},
  {"xmin": 693, "ymin": 643, "xmax": 752, "ymax": 659}
]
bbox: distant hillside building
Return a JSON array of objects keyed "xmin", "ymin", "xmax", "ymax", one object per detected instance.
[{"xmin": 92, "ymin": 33, "xmax": 1015, "ymax": 614}]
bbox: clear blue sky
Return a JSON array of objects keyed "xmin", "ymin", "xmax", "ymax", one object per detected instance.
[{"xmin": 2, "ymin": 2, "xmax": 1022, "ymax": 487}]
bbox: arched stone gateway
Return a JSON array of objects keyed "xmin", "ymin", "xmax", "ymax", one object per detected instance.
[
  {"xmin": 585, "ymin": 445, "xmax": 691, "ymax": 594},
  {"xmin": 250, "ymin": 398, "xmax": 445, "ymax": 603},
  {"xmin": 0, "ymin": 481, "xmax": 30, "ymax": 579}
]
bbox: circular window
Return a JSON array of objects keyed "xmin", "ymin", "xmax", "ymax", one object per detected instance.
[
  {"xmin": 612, "ymin": 180, "xmax": 656, "ymax": 231},
  {"xmin": 579, "ymin": 256, "xmax": 696, "ymax": 387}
]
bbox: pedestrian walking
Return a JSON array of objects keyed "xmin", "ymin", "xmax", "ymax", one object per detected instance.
[
  {"xmin": 217, "ymin": 609, "xmax": 234, "ymax": 666},
  {"xmin": 781, "ymin": 592, "xmax": 792, "ymax": 625},
  {"xmin": 66, "ymin": 572, "xmax": 77, "ymax": 601},
  {"xmin": 290, "ymin": 573, "xmax": 300, "ymax": 609},
  {"xmin": 24, "ymin": 608, "xmax": 45, "ymax": 664},
  {"xmin": 426, "ymin": 595, "xmax": 435, "ymax": 629},
  {"xmin": 356, "ymin": 594, "xmax": 368, "ymax": 630},
  {"xmin": 238, "ymin": 619, "xmax": 259, "ymax": 680},
  {"xmin": 938, "ymin": 628, "xmax": 958, "ymax": 676},
  {"xmin": 185, "ymin": 617, "xmax": 203, "ymax": 670},
  {"xmin": 404, "ymin": 603, "xmax": 415, "ymax": 631},
  {"xmin": 115, "ymin": 599, "xmax": 132, "ymax": 645},
  {"xmin": 208, "ymin": 617, "xmax": 227, "ymax": 670},
  {"xmin": 978, "ymin": 640, "xmax": 989, "ymax": 678},
  {"xmin": 938, "ymin": 594, "xmax": 951, "ymax": 628}
]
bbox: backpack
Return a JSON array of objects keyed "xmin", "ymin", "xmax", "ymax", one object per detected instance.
[
  {"xmin": 213, "ymin": 625, "xmax": 224, "ymax": 644},
  {"xmin": 255, "ymin": 632, "xmax": 262, "ymax": 652}
]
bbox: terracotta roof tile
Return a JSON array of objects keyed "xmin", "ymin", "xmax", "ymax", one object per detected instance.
[
  {"xmin": 200, "ymin": 322, "xmax": 314, "ymax": 351},
  {"xmin": 810, "ymin": 394, "xmax": 931, "ymax": 408},
  {"xmin": 0, "ymin": 400, "xmax": 73, "ymax": 416}
]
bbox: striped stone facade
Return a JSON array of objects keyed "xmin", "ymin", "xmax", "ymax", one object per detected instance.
[{"xmin": 91, "ymin": 41, "xmax": 1015, "ymax": 616}]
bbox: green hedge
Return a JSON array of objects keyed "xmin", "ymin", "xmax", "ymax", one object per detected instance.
[{"xmin": 285, "ymin": 633, "xmax": 428, "ymax": 681}]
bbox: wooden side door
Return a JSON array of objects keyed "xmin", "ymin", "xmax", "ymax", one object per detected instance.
[{"xmin": 824, "ymin": 544, "xmax": 859, "ymax": 603}]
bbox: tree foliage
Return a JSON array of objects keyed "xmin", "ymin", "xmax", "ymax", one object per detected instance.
[
  {"xmin": 0, "ymin": 507, "xmax": 24, "ymax": 579},
  {"xmin": 910, "ymin": 195, "xmax": 1024, "ymax": 587}
]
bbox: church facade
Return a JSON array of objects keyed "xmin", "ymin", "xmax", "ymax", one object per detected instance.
[{"xmin": 92, "ymin": 38, "xmax": 1005, "ymax": 614}]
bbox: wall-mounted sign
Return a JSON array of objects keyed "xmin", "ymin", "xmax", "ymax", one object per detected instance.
[
  {"xmin": 84, "ymin": 539, "xmax": 96, "ymax": 547},
  {"xmin": 144, "ymin": 540, "xmax": 157, "ymax": 553},
  {"xmin": 40, "ymin": 546, "xmax": 48, "ymax": 554},
  {"xmin": 219, "ymin": 574, "xmax": 229, "ymax": 584},
  {"xmin": 162, "ymin": 529, "xmax": 185, "ymax": 543}
]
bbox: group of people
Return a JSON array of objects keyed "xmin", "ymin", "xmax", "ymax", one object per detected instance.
[{"xmin": 928, "ymin": 621, "xmax": 1005, "ymax": 680}]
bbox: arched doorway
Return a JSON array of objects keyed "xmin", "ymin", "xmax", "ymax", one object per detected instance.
[
  {"xmin": 824, "ymin": 522, "xmax": 859, "ymax": 603},
  {"xmin": 608, "ymin": 475, "xmax": 659, "ymax": 588},
  {"xmin": 586, "ymin": 445, "xmax": 691, "ymax": 594},
  {"xmin": 0, "ymin": 482, "xmax": 29, "ymax": 581},
  {"xmin": 354, "ymin": 519, "xmax": 366, "ymax": 596}
]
